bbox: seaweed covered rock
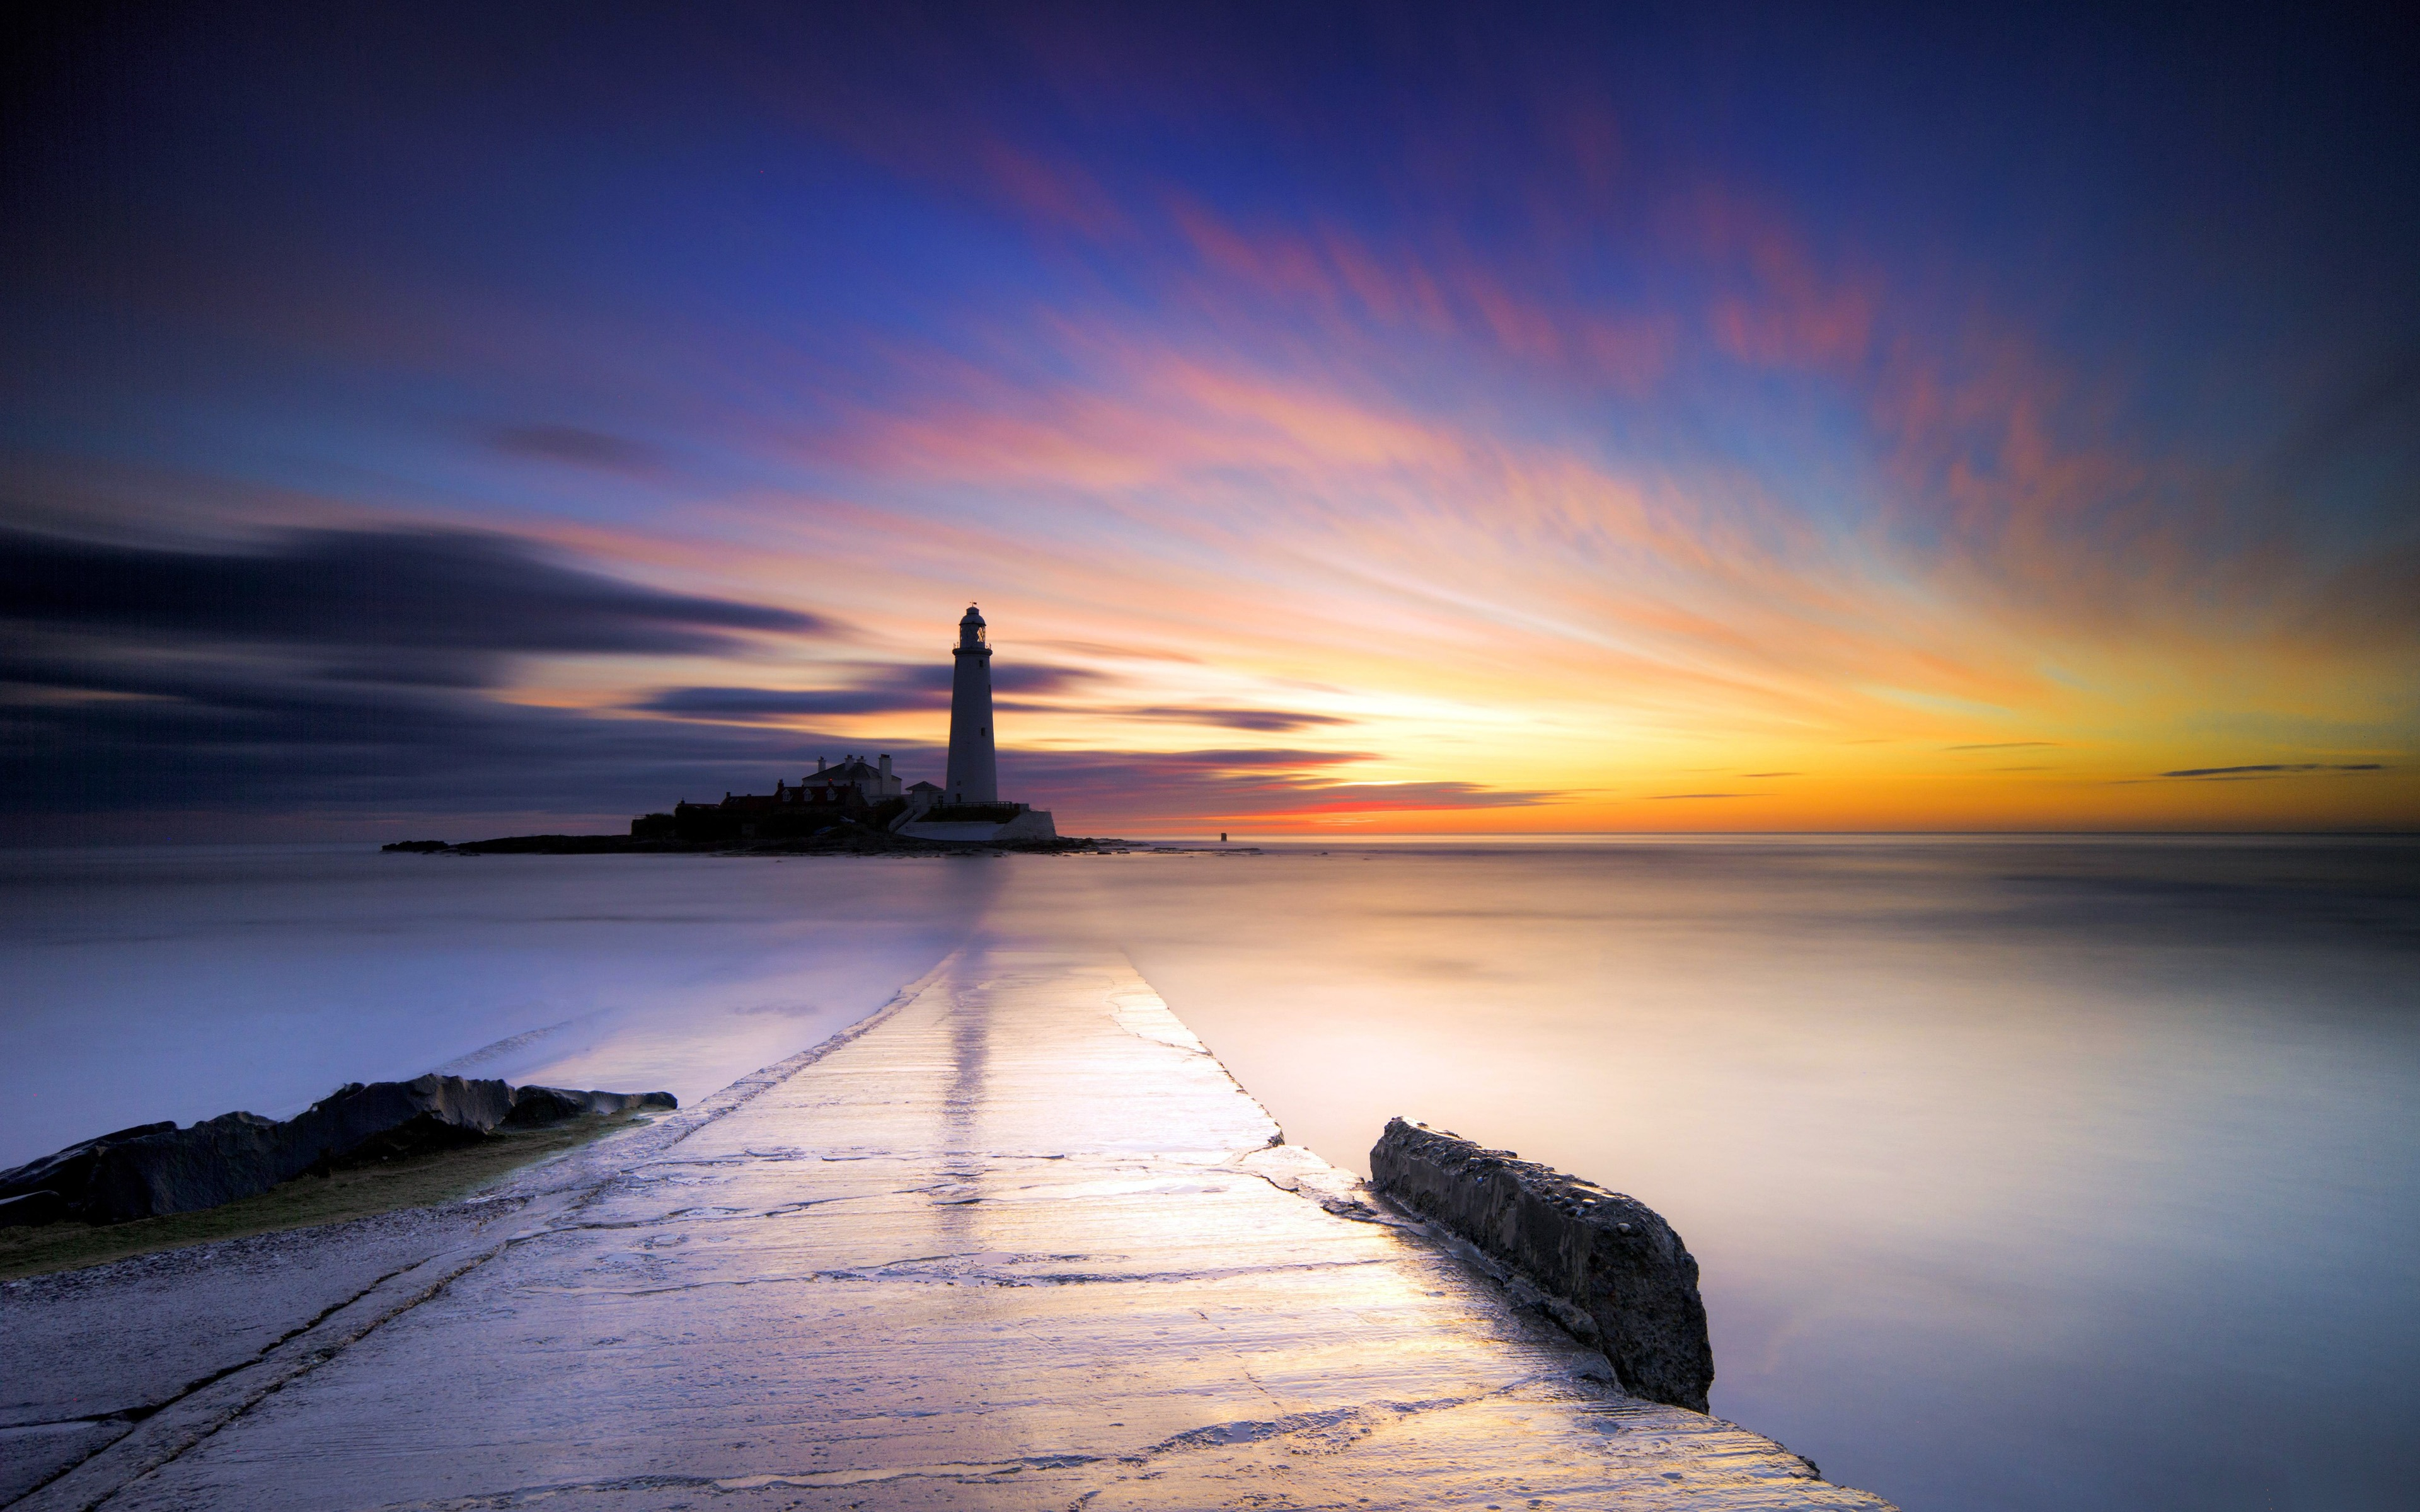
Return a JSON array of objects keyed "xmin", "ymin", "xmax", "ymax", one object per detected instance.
[
  {"xmin": 1369, "ymin": 1118, "xmax": 1715, "ymax": 1412},
  {"xmin": 505, "ymin": 1085, "xmax": 677, "ymax": 1125},
  {"xmin": 291, "ymin": 1075, "xmax": 517, "ymax": 1170},
  {"xmin": 0, "ymin": 1075, "xmax": 674, "ymax": 1226}
]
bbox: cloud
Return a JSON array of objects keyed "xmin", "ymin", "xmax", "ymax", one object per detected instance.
[
  {"xmin": 6, "ymin": 10, "xmax": 2414, "ymax": 836},
  {"xmin": 2159, "ymin": 763, "xmax": 2385, "ymax": 779},
  {"xmin": 1246, "ymin": 781, "xmax": 1553, "ymax": 816},
  {"xmin": 1156, "ymin": 193, "xmax": 1678, "ymax": 391},
  {"xmin": 1687, "ymin": 187, "xmax": 1879, "ymax": 371},
  {"xmin": 2262, "ymin": 347, "xmax": 2420, "ymax": 490},
  {"xmin": 0, "ymin": 643, "xmax": 1550, "ymax": 836},
  {"xmin": 1018, "ymin": 747, "xmax": 1368, "ymax": 779},
  {"xmin": 638, "ymin": 662, "xmax": 1103, "ymax": 722},
  {"xmin": 638, "ymin": 686, "xmax": 923, "ymax": 719},
  {"xmin": 1030, "ymin": 639, "xmax": 1202, "ymax": 664},
  {"xmin": 0, "ymin": 527, "xmax": 826, "ymax": 687},
  {"xmin": 1001, "ymin": 746, "xmax": 1551, "ymax": 823},
  {"xmin": 0, "ymin": 526, "xmax": 861, "ymax": 833},
  {"xmin": 1127, "ymin": 706, "xmax": 1353, "ymax": 732},
  {"xmin": 1741, "ymin": 770, "xmax": 1801, "ymax": 777},
  {"xmin": 991, "ymin": 663, "xmax": 1102, "ymax": 696},
  {"xmin": 1642, "ymin": 793, "xmax": 1752, "ymax": 800},
  {"xmin": 490, "ymin": 425, "xmax": 666, "ymax": 476},
  {"xmin": 0, "ymin": 655, "xmax": 861, "ymax": 820}
]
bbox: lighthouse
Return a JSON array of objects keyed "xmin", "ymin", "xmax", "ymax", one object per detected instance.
[
  {"xmin": 891, "ymin": 604, "xmax": 1055, "ymax": 841},
  {"xmin": 944, "ymin": 604, "xmax": 998, "ymax": 805}
]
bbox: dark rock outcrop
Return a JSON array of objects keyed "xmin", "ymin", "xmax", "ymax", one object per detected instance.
[
  {"xmin": 0, "ymin": 1121, "xmax": 177, "ymax": 1229},
  {"xmin": 0, "ymin": 1188, "xmax": 72, "ymax": 1227},
  {"xmin": 504, "ymin": 1085, "xmax": 677, "ymax": 1125},
  {"xmin": 1369, "ymin": 1118, "xmax": 1715, "ymax": 1412},
  {"xmin": 83, "ymin": 1109, "xmax": 312, "ymax": 1223},
  {"xmin": 0, "ymin": 1077, "xmax": 676, "ymax": 1227},
  {"xmin": 292, "ymin": 1075, "xmax": 517, "ymax": 1169}
]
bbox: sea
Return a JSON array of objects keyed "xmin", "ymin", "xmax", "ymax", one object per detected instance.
[{"xmin": 3, "ymin": 836, "xmax": 2414, "ymax": 1511}]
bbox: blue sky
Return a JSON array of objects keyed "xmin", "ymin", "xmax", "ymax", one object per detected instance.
[{"xmin": 4, "ymin": 3, "xmax": 2414, "ymax": 836}]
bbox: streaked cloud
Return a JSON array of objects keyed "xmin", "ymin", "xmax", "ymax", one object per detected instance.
[
  {"xmin": 2160, "ymin": 764, "xmax": 2386, "ymax": 779},
  {"xmin": 1126, "ymin": 707, "xmax": 1354, "ymax": 733},
  {"xmin": 490, "ymin": 425, "xmax": 667, "ymax": 476},
  {"xmin": 637, "ymin": 663, "xmax": 1104, "ymax": 722},
  {"xmin": 0, "ymin": 527, "xmax": 827, "ymax": 689}
]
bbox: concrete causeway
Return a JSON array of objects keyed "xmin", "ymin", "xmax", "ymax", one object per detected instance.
[{"xmin": 9, "ymin": 946, "xmax": 1894, "ymax": 1511}]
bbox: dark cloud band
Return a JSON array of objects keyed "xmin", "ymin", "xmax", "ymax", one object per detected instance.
[
  {"xmin": 2159, "ymin": 763, "xmax": 2385, "ymax": 779},
  {"xmin": 637, "ymin": 662, "xmax": 1100, "ymax": 721},
  {"xmin": 0, "ymin": 527, "xmax": 826, "ymax": 686},
  {"xmin": 1126, "ymin": 706, "xmax": 1353, "ymax": 732}
]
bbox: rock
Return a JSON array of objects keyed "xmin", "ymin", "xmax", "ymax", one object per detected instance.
[
  {"xmin": 0, "ymin": 1121, "xmax": 178, "ymax": 1227},
  {"xmin": 83, "ymin": 1110, "xmax": 300, "ymax": 1223},
  {"xmin": 285, "ymin": 1075, "xmax": 517, "ymax": 1171},
  {"xmin": 67, "ymin": 1077, "xmax": 515, "ymax": 1223},
  {"xmin": 504, "ymin": 1086, "xmax": 677, "ymax": 1126},
  {"xmin": 0, "ymin": 1189, "xmax": 71, "ymax": 1227},
  {"xmin": 1369, "ymin": 1117, "xmax": 1715, "ymax": 1412},
  {"xmin": 0, "ymin": 1077, "xmax": 676, "ymax": 1226}
]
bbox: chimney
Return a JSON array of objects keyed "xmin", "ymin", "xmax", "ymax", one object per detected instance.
[{"xmin": 879, "ymin": 754, "xmax": 892, "ymax": 778}]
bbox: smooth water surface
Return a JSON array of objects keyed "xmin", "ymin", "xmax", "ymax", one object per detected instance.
[
  {"xmin": 4, "ymin": 837, "xmax": 2414, "ymax": 1510},
  {"xmin": 0, "ymin": 845, "xmax": 984, "ymax": 1154}
]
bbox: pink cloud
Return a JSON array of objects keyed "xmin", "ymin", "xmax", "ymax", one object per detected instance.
[{"xmin": 1681, "ymin": 188, "xmax": 1880, "ymax": 370}]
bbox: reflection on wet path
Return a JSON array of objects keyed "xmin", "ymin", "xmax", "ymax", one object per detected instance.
[{"xmin": 933, "ymin": 958, "xmax": 993, "ymax": 1254}]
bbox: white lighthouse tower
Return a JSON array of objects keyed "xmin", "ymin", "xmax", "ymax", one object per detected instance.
[
  {"xmin": 944, "ymin": 604, "xmax": 999, "ymax": 806},
  {"xmin": 894, "ymin": 603, "xmax": 1054, "ymax": 842}
]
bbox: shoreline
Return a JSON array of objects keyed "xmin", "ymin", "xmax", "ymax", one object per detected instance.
[
  {"xmin": 381, "ymin": 832, "xmax": 1265, "ymax": 859},
  {"xmin": 386, "ymin": 831, "xmax": 1100, "ymax": 857},
  {"xmin": 381, "ymin": 832, "xmax": 1217, "ymax": 857}
]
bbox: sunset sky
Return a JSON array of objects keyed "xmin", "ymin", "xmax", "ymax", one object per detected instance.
[{"xmin": 4, "ymin": 4, "xmax": 2414, "ymax": 837}]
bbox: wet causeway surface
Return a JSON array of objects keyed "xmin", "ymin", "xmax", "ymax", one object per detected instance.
[{"xmin": 7, "ymin": 946, "xmax": 1889, "ymax": 1510}]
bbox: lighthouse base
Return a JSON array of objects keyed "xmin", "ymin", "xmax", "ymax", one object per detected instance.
[{"xmin": 895, "ymin": 807, "xmax": 1058, "ymax": 844}]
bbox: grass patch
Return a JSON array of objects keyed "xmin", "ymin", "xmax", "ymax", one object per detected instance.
[{"xmin": 0, "ymin": 1112, "xmax": 652, "ymax": 1282}]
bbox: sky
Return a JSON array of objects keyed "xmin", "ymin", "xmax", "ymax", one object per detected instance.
[{"xmin": 3, "ymin": 2, "xmax": 2415, "ymax": 839}]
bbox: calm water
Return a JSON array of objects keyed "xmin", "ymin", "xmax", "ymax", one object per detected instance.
[{"xmin": 4, "ymin": 838, "xmax": 2414, "ymax": 1510}]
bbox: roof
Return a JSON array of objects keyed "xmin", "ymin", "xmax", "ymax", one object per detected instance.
[{"xmin": 807, "ymin": 757, "xmax": 883, "ymax": 782}]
